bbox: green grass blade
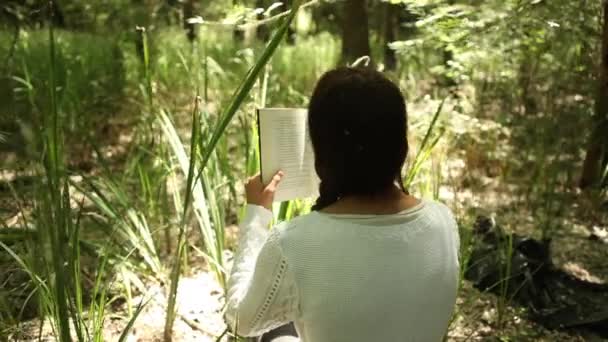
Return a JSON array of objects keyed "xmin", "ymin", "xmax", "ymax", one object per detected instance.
[
  {"xmin": 0, "ymin": 241, "xmax": 50, "ymax": 294},
  {"xmin": 277, "ymin": 201, "xmax": 292, "ymax": 222},
  {"xmin": 417, "ymin": 98, "xmax": 446, "ymax": 157},
  {"xmin": 404, "ymin": 99, "xmax": 446, "ymax": 189},
  {"xmin": 163, "ymin": 97, "xmax": 202, "ymax": 341},
  {"xmin": 118, "ymin": 298, "xmax": 150, "ymax": 342},
  {"xmin": 43, "ymin": 3, "xmax": 72, "ymax": 339},
  {"xmin": 198, "ymin": 2, "xmax": 302, "ymax": 171}
]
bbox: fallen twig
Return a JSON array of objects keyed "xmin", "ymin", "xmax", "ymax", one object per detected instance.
[{"xmin": 178, "ymin": 313, "xmax": 222, "ymax": 337}]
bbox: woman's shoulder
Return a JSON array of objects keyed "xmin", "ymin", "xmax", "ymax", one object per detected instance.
[
  {"xmin": 273, "ymin": 211, "xmax": 319, "ymax": 235},
  {"xmin": 421, "ymin": 200, "xmax": 456, "ymax": 220},
  {"xmin": 272, "ymin": 200, "xmax": 458, "ymax": 235},
  {"xmin": 422, "ymin": 200, "xmax": 460, "ymax": 249},
  {"xmin": 267, "ymin": 212, "xmax": 322, "ymax": 257}
]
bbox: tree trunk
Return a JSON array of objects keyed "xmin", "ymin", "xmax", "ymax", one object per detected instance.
[
  {"xmin": 285, "ymin": 0, "xmax": 296, "ymax": 45},
  {"xmin": 135, "ymin": 27, "xmax": 145, "ymax": 70},
  {"xmin": 311, "ymin": 2, "xmax": 339, "ymax": 35},
  {"xmin": 580, "ymin": 0, "xmax": 608, "ymax": 188},
  {"xmin": 232, "ymin": 0, "xmax": 245, "ymax": 42},
  {"xmin": 256, "ymin": 0, "xmax": 270, "ymax": 42},
  {"xmin": 441, "ymin": 0, "xmax": 457, "ymax": 87},
  {"xmin": 340, "ymin": 0, "xmax": 371, "ymax": 66},
  {"xmin": 49, "ymin": 0, "xmax": 66, "ymax": 27},
  {"xmin": 1, "ymin": 8, "xmax": 19, "ymax": 74},
  {"xmin": 183, "ymin": 0, "xmax": 196, "ymax": 43},
  {"xmin": 383, "ymin": 2, "xmax": 398, "ymax": 71}
]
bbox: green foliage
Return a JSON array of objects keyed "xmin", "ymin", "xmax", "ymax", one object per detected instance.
[
  {"xmin": 0, "ymin": 16, "xmax": 146, "ymax": 341},
  {"xmin": 404, "ymin": 99, "xmax": 445, "ymax": 190},
  {"xmin": 269, "ymin": 32, "xmax": 340, "ymax": 105},
  {"xmin": 392, "ymin": 0, "xmax": 600, "ymax": 100},
  {"xmin": 0, "ymin": 30, "xmax": 125, "ymax": 143}
]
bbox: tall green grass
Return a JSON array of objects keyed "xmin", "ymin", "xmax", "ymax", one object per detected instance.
[
  {"xmin": 0, "ymin": 4, "xmax": 145, "ymax": 341},
  {"xmin": 0, "ymin": 2, "xmax": 460, "ymax": 340},
  {"xmin": 0, "ymin": 30, "xmax": 125, "ymax": 135},
  {"xmin": 159, "ymin": 3, "xmax": 303, "ymax": 340},
  {"xmin": 75, "ymin": 176, "xmax": 163, "ymax": 277},
  {"xmin": 404, "ymin": 99, "xmax": 447, "ymax": 193},
  {"xmin": 161, "ymin": 101, "xmax": 202, "ymax": 341}
]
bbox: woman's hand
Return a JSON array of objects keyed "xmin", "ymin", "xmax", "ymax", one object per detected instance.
[{"xmin": 245, "ymin": 171, "xmax": 284, "ymax": 210}]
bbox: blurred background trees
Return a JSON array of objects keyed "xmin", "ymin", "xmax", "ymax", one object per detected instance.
[
  {"xmin": 581, "ymin": 0, "xmax": 608, "ymax": 189},
  {"xmin": 1, "ymin": 0, "xmax": 605, "ymax": 256}
]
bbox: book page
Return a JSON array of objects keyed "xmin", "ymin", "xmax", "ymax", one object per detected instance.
[{"xmin": 258, "ymin": 108, "xmax": 317, "ymax": 202}]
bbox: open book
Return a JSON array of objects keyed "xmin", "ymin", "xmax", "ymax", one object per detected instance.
[{"xmin": 258, "ymin": 108, "xmax": 318, "ymax": 202}]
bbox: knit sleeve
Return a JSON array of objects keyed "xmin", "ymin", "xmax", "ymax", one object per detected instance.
[{"xmin": 224, "ymin": 205, "xmax": 298, "ymax": 337}]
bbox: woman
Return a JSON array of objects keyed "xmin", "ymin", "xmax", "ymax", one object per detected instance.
[{"xmin": 225, "ymin": 67, "xmax": 460, "ymax": 342}]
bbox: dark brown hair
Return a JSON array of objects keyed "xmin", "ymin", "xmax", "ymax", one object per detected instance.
[{"xmin": 308, "ymin": 67, "xmax": 409, "ymax": 210}]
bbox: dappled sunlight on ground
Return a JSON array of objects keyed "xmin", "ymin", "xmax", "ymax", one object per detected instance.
[
  {"xmin": 11, "ymin": 272, "xmax": 226, "ymax": 341},
  {"xmin": 104, "ymin": 272, "xmax": 225, "ymax": 342}
]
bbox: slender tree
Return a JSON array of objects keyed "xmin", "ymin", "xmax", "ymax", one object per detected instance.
[
  {"xmin": 340, "ymin": 0, "xmax": 371, "ymax": 65},
  {"xmin": 441, "ymin": 0, "xmax": 456, "ymax": 87},
  {"xmin": 581, "ymin": 0, "xmax": 608, "ymax": 188},
  {"xmin": 183, "ymin": 0, "xmax": 196, "ymax": 43},
  {"xmin": 1, "ymin": 4, "xmax": 20, "ymax": 74},
  {"xmin": 233, "ymin": 0, "xmax": 245, "ymax": 41},
  {"xmin": 256, "ymin": 0, "xmax": 270, "ymax": 42},
  {"xmin": 311, "ymin": 1, "xmax": 339, "ymax": 35},
  {"xmin": 285, "ymin": 0, "xmax": 296, "ymax": 45},
  {"xmin": 383, "ymin": 1, "xmax": 399, "ymax": 70}
]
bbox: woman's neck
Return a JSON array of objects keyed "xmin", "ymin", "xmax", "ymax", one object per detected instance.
[{"xmin": 319, "ymin": 186, "xmax": 420, "ymax": 215}]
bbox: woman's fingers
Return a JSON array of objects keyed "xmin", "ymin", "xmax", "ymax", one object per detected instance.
[
  {"xmin": 264, "ymin": 171, "xmax": 284, "ymax": 193},
  {"xmin": 245, "ymin": 171, "xmax": 283, "ymax": 210}
]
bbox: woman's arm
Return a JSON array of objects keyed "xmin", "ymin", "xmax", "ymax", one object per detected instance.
[
  {"xmin": 224, "ymin": 204, "xmax": 298, "ymax": 336},
  {"xmin": 224, "ymin": 172, "xmax": 298, "ymax": 336}
]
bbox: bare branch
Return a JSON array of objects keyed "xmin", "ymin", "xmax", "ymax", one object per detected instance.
[{"xmin": 192, "ymin": 0, "xmax": 320, "ymax": 30}]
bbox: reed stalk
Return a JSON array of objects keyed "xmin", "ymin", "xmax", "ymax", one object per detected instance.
[{"xmin": 404, "ymin": 99, "xmax": 446, "ymax": 189}]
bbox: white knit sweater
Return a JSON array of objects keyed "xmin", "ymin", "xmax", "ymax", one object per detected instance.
[{"xmin": 225, "ymin": 200, "xmax": 460, "ymax": 342}]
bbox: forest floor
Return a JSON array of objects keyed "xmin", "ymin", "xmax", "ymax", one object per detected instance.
[
  {"xmin": 7, "ymin": 250, "xmax": 604, "ymax": 342},
  {"xmin": 1, "ymin": 102, "xmax": 608, "ymax": 342},
  {"xmin": 8, "ymin": 231, "xmax": 605, "ymax": 341}
]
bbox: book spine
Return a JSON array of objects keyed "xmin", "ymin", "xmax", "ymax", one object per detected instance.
[{"xmin": 256, "ymin": 108, "xmax": 264, "ymax": 184}]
